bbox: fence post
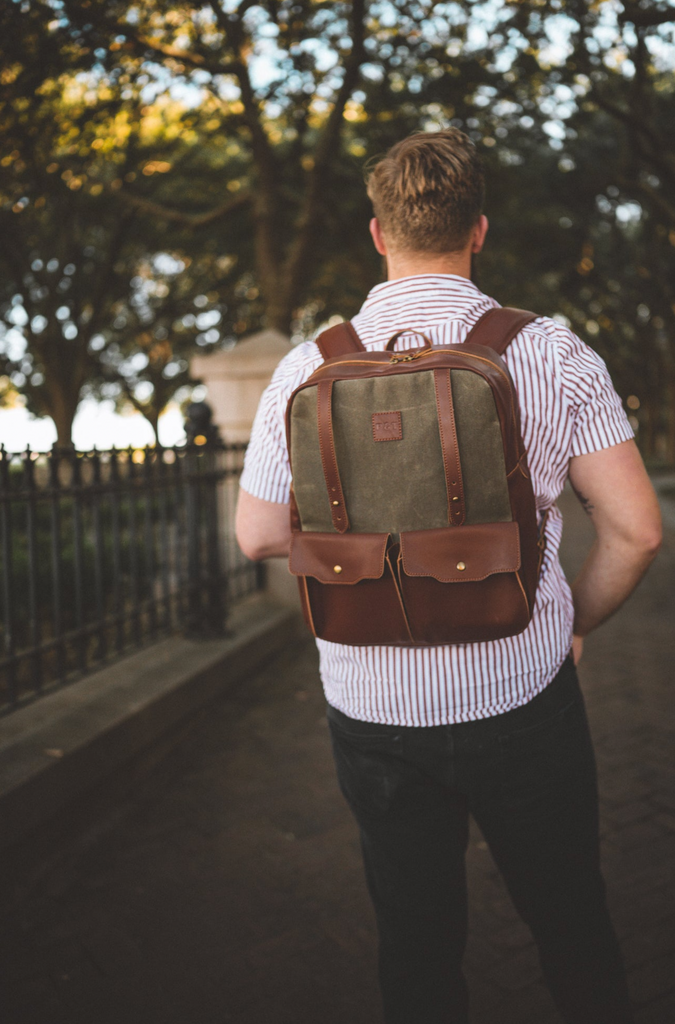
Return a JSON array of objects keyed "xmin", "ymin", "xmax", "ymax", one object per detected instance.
[
  {"xmin": 24, "ymin": 448, "xmax": 42, "ymax": 696},
  {"xmin": 49, "ymin": 446, "xmax": 66, "ymax": 682},
  {"xmin": 204, "ymin": 443, "xmax": 226, "ymax": 634},
  {"xmin": 184, "ymin": 443, "xmax": 203, "ymax": 636},
  {"xmin": 0, "ymin": 446, "xmax": 16, "ymax": 706}
]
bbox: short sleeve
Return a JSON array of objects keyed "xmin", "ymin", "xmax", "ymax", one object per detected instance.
[
  {"xmin": 559, "ymin": 332, "xmax": 634, "ymax": 457},
  {"xmin": 239, "ymin": 342, "xmax": 320, "ymax": 504},
  {"xmin": 239, "ymin": 371, "xmax": 292, "ymax": 505}
]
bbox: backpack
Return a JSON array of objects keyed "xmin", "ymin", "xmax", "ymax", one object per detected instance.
[{"xmin": 286, "ymin": 307, "xmax": 546, "ymax": 646}]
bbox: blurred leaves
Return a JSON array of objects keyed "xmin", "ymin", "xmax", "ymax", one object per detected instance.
[{"xmin": 1, "ymin": 0, "xmax": 674, "ymax": 458}]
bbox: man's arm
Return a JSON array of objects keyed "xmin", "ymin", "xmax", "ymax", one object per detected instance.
[
  {"xmin": 568, "ymin": 439, "xmax": 661, "ymax": 652},
  {"xmin": 235, "ymin": 488, "xmax": 292, "ymax": 561}
]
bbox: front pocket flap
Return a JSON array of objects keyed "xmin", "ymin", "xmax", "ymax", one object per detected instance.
[
  {"xmin": 289, "ymin": 531, "xmax": 389, "ymax": 584},
  {"xmin": 400, "ymin": 522, "xmax": 521, "ymax": 582}
]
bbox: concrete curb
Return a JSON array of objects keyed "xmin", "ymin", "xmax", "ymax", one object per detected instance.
[{"xmin": 0, "ymin": 595, "xmax": 302, "ymax": 852}]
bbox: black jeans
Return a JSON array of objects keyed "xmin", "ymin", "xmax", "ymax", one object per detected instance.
[{"xmin": 327, "ymin": 658, "xmax": 634, "ymax": 1024}]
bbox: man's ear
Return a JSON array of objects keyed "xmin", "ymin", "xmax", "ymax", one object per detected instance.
[
  {"xmin": 369, "ymin": 217, "xmax": 388, "ymax": 256},
  {"xmin": 471, "ymin": 215, "xmax": 489, "ymax": 254}
]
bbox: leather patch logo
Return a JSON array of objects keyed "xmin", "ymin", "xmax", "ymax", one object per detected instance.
[{"xmin": 372, "ymin": 411, "xmax": 403, "ymax": 442}]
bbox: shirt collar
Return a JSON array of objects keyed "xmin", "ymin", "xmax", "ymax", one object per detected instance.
[{"xmin": 360, "ymin": 274, "xmax": 487, "ymax": 314}]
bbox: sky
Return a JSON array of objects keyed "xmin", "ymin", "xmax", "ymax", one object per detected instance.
[{"xmin": 0, "ymin": 400, "xmax": 186, "ymax": 453}]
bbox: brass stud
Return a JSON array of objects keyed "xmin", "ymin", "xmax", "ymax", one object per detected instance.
[
  {"xmin": 456, "ymin": 561, "xmax": 466, "ymax": 571},
  {"xmin": 333, "ymin": 565, "xmax": 343, "ymax": 574},
  {"xmin": 452, "ymin": 496, "xmax": 460, "ymax": 502},
  {"xmin": 332, "ymin": 500, "xmax": 339, "ymax": 506}
]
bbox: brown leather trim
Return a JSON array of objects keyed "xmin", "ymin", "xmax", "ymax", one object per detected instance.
[
  {"xmin": 316, "ymin": 321, "xmax": 365, "ymax": 361},
  {"xmin": 514, "ymin": 569, "xmax": 531, "ymax": 619},
  {"xmin": 433, "ymin": 367, "xmax": 465, "ymax": 526},
  {"xmin": 317, "ymin": 379, "xmax": 349, "ymax": 533},
  {"xmin": 463, "ymin": 307, "xmax": 537, "ymax": 355},
  {"xmin": 400, "ymin": 522, "xmax": 521, "ymax": 583},
  {"xmin": 389, "ymin": 545, "xmax": 415, "ymax": 643},
  {"xmin": 286, "ymin": 346, "xmax": 522, "ymax": 475},
  {"xmin": 289, "ymin": 488, "xmax": 301, "ymax": 532},
  {"xmin": 289, "ymin": 531, "xmax": 389, "ymax": 584},
  {"xmin": 506, "ymin": 452, "xmax": 530, "ymax": 479},
  {"xmin": 298, "ymin": 576, "xmax": 317, "ymax": 636}
]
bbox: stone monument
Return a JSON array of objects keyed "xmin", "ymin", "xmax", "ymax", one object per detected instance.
[
  {"xmin": 191, "ymin": 329, "xmax": 292, "ymax": 443},
  {"xmin": 191, "ymin": 329, "xmax": 298, "ymax": 607}
]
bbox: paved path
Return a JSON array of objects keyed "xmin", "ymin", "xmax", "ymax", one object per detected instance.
[{"xmin": 1, "ymin": 488, "xmax": 673, "ymax": 1024}]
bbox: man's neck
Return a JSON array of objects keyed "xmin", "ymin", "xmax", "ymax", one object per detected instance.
[{"xmin": 385, "ymin": 251, "xmax": 472, "ymax": 282}]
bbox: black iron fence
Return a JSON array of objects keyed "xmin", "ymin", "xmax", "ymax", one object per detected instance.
[{"xmin": 0, "ymin": 442, "xmax": 263, "ymax": 716}]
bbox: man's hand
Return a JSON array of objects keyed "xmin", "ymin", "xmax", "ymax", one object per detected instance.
[
  {"xmin": 235, "ymin": 488, "xmax": 292, "ymax": 561},
  {"xmin": 572, "ymin": 634, "xmax": 584, "ymax": 666},
  {"xmin": 568, "ymin": 440, "xmax": 661, "ymax": 638}
]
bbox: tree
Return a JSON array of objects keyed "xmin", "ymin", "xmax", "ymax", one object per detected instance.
[
  {"xmin": 1, "ymin": 3, "xmax": 230, "ymax": 443},
  {"xmin": 466, "ymin": 0, "xmax": 675, "ymax": 459},
  {"xmin": 59, "ymin": 0, "xmax": 506, "ymax": 332}
]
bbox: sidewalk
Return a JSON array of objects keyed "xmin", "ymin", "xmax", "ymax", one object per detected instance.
[{"xmin": 1, "ymin": 487, "xmax": 673, "ymax": 1024}]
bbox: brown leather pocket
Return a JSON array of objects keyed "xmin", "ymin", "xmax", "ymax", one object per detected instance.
[
  {"xmin": 400, "ymin": 521, "xmax": 521, "ymax": 582},
  {"xmin": 289, "ymin": 533, "xmax": 412, "ymax": 644},
  {"xmin": 398, "ymin": 523, "xmax": 530, "ymax": 644},
  {"xmin": 289, "ymin": 531, "xmax": 389, "ymax": 584}
]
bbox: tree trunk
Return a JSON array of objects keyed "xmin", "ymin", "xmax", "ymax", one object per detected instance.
[
  {"xmin": 667, "ymin": 372, "xmax": 675, "ymax": 468},
  {"xmin": 47, "ymin": 386, "xmax": 79, "ymax": 448},
  {"xmin": 141, "ymin": 408, "xmax": 160, "ymax": 445}
]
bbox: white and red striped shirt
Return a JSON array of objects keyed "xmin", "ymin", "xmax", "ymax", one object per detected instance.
[{"xmin": 240, "ymin": 274, "xmax": 633, "ymax": 725}]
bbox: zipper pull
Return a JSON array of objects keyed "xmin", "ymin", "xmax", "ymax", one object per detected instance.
[{"xmin": 389, "ymin": 351, "xmax": 422, "ymax": 364}]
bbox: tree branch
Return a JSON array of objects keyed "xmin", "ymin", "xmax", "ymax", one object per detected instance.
[
  {"xmin": 115, "ymin": 188, "xmax": 252, "ymax": 228},
  {"xmin": 592, "ymin": 92, "xmax": 675, "ymax": 186},
  {"xmin": 207, "ymin": 0, "xmax": 281, "ymax": 307},
  {"xmin": 618, "ymin": 4, "xmax": 675, "ymax": 29},
  {"xmin": 123, "ymin": 28, "xmax": 237, "ymax": 79},
  {"xmin": 281, "ymin": 0, "xmax": 367, "ymax": 325}
]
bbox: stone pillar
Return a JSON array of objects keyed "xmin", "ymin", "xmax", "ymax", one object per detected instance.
[
  {"xmin": 191, "ymin": 328, "xmax": 292, "ymax": 443},
  {"xmin": 191, "ymin": 329, "xmax": 299, "ymax": 609}
]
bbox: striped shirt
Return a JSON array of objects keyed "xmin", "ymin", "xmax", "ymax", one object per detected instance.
[{"xmin": 240, "ymin": 274, "xmax": 633, "ymax": 726}]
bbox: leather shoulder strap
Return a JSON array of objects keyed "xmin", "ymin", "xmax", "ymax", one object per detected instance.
[
  {"xmin": 463, "ymin": 307, "xmax": 538, "ymax": 356},
  {"xmin": 315, "ymin": 321, "xmax": 365, "ymax": 361}
]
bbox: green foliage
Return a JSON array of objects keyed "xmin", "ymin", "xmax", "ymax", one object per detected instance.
[{"xmin": 2, "ymin": 1, "xmax": 674, "ymax": 458}]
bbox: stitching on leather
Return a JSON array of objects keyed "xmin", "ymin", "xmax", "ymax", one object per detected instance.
[
  {"xmin": 326, "ymin": 381, "xmax": 347, "ymax": 531},
  {"xmin": 291, "ymin": 533, "xmax": 389, "ymax": 584},
  {"xmin": 433, "ymin": 370, "xmax": 452, "ymax": 525},
  {"xmin": 400, "ymin": 564, "xmax": 520, "ymax": 583},
  {"xmin": 301, "ymin": 577, "xmax": 317, "ymax": 636},
  {"xmin": 372, "ymin": 411, "xmax": 402, "ymax": 442},
  {"xmin": 399, "ymin": 528, "xmax": 522, "ymax": 582},
  {"xmin": 506, "ymin": 452, "xmax": 527, "ymax": 478},
  {"xmin": 392, "ymin": 549, "xmax": 415, "ymax": 643},
  {"xmin": 514, "ymin": 569, "xmax": 530, "ymax": 617},
  {"xmin": 317, "ymin": 380, "xmax": 348, "ymax": 533},
  {"xmin": 446, "ymin": 369, "xmax": 465, "ymax": 526},
  {"xmin": 316, "ymin": 382, "xmax": 332, "ymax": 522},
  {"xmin": 295, "ymin": 353, "xmax": 523, "ymax": 514}
]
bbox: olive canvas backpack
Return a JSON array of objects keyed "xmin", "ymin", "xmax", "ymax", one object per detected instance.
[{"xmin": 286, "ymin": 307, "xmax": 546, "ymax": 646}]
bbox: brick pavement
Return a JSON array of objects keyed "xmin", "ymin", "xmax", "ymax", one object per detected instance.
[{"xmin": 1, "ymin": 486, "xmax": 673, "ymax": 1024}]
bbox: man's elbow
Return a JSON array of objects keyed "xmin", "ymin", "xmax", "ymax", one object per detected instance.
[
  {"xmin": 235, "ymin": 527, "xmax": 267, "ymax": 562},
  {"xmin": 641, "ymin": 520, "xmax": 662, "ymax": 560},
  {"xmin": 627, "ymin": 515, "xmax": 662, "ymax": 563}
]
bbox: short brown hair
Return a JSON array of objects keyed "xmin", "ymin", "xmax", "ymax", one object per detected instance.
[{"xmin": 366, "ymin": 129, "xmax": 485, "ymax": 254}]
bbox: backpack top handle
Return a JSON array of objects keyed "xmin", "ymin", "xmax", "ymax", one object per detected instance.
[
  {"xmin": 315, "ymin": 307, "xmax": 537, "ymax": 362},
  {"xmin": 385, "ymin": 329, "xmax": 434, "ymax": 352}
]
